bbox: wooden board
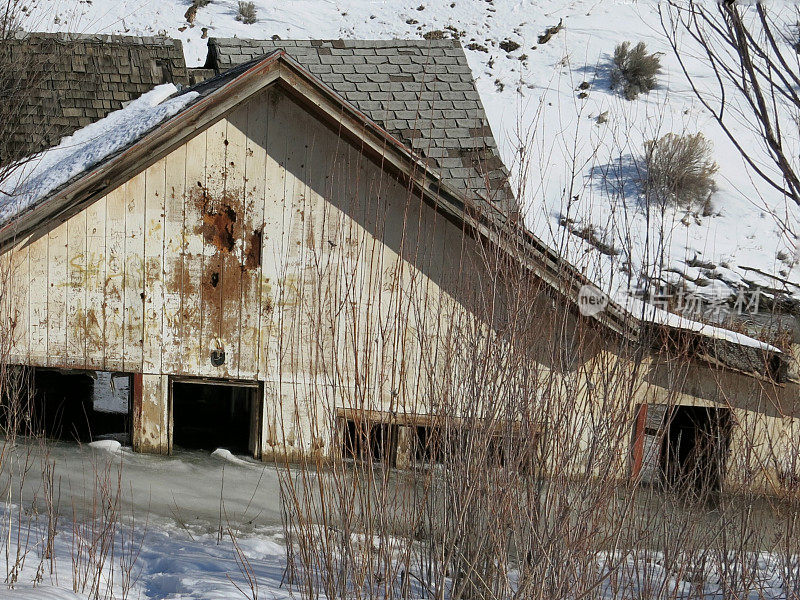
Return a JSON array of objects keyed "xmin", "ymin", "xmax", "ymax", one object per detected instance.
[
  {"xmin": 220, "ymin": 109, "xmax": 246, "ymax": 378},
  {"xmin": 180, "ymin": 130, "xmax": 207, "ymax": 376},
  {"xmin": 27, "ymin": 235, "xmax": 48, "ymax": 365},
  {"xmin": 162, "ymin": 144, "xmax": 187, "ymax": 373},
  {"xmin": 123, "ymin": 174, "xmax": 145, "ymax": 373},
  {"xmin": 104, "ymin": 184, "xmax": 127, "ymax": 371},
  {"xmin": 143, "ymin": 160, "xmax": 166, "ymax": 375},
  {"xmin": 240, "ymin": 95, "xmax": 268, "ymax": 380},
  {"xmin": 46, "ymin": 225, "xmax": 68, "ymax": 366},
  {"xmin": 199, "ymin": 118, "xmax": 227, "ymax": 378}
]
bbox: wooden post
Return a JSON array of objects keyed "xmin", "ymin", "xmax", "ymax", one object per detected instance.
[
  {"xmin": 131, "ymin": 372, "xmax": 144, "ymax": 452},
  {"xmin": 131, "ymin": 373, "xmax": 170, "ymax": 454},
  {"xmin": 630, "ymin": 403, "xmax": 648, "ymax": 480}
]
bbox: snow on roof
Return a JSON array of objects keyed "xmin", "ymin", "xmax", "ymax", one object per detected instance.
[
  {"xmin": 0, "ymin": 84, "xmax": 197, "ymax": 227},
  {"xmin": 623, "ymin": 296, "xmax": 782, "ymax": 354}
]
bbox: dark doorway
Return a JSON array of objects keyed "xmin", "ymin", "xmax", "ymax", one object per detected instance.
[
  {"xmin": 661, "ymin": 406, "xmax": 731, "ymax": 494},
  {"xmin": 1, "ymin": 368, "xmax": 132, "ymax": 443},
  {"xmin": 171, "ymin": 379, "xmax": 261, "ymax": 457}
]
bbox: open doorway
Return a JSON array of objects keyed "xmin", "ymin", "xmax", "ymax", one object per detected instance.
[
  {"xmin": 1, "ymin": 368, "xmax": 132, "ymax": 444},
  {"xmin": 170, "ymin": 378, "xmax": 262, "ymax": 458},
  {"xmin": 661, "ymin": 406, "xmax": 732, "ymax": 495}
]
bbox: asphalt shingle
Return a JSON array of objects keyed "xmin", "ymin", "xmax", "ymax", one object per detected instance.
[
  {"xmin": 205, "ymin": 38, "xmax": 515, "ymax": 218},
  {"xmin": 0, "ymin": 32, "xmax": 189, "ymax": 166}
]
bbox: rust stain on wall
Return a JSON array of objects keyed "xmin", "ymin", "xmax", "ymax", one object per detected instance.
[
  {"xmin": 189, "ymin": 183, "xmax": 265, "ymax": 273},
  {"xmin": 202, "ymin": 203, "xmax": 237, "ymax": 253}
]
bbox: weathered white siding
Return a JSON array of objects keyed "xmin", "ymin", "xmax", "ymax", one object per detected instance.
[{"xmin": 5, "ymin": 86, "xmax": 490, "ymax": 456}]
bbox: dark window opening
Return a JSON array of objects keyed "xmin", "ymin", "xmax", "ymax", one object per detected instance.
[
  {"xmin": 414, "ymin": 425, "xmax": 443, "ymax": 463},
  {"xmin": 340, "ymin": 417, "xmax": 398, "ymax": 467},
  {"xmin": 171, "ymin": 380, "xmax": 260, "ymax": 457},
  {"xmin": 661, "ymin": 406, "xmax": 731, "ymax": 495},
  {"xmin": 1, "ymin": 368, "xmax": 132, "ymax": 444}
]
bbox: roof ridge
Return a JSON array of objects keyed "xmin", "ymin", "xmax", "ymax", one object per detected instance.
[
  {"xmin": 10, "ymin": 31, "xmax": 182, "ymax": 46},
  {"xmin": 207, "ymin": 37, "xmax": 461, "ymax": 48}
]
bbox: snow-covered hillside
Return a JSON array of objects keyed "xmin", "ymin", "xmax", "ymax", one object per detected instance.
[{"xmin": 19, "ymin": 0, "xmax": 800, "ymax": 333}]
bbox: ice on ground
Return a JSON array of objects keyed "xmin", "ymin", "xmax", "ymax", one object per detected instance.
[
  {"xmin": 0, "ymin": 84, "xmax": 197, "ymax": 226},
  {"xmin": 2, "ymin": 438, "xmax": 284, "ymax": 533},
  {"xmin": 211, "ymin": 447, "xmax": 264, "ymax": 468}
]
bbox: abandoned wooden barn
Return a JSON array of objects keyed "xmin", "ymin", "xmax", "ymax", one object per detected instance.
[{"xmin": 1, "ymin": 34, "xmax": 799, "ymax": 495}]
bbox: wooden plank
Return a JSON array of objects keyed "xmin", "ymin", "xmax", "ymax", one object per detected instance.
[
  {"xmin": 630, "ymin": 404, "xmax": 648, "ymax": 480},
  {"xmin": 298, "ymin": 100, "xmax": 338, "ymax": 380},
  {"xmin": 276, "ymin": 95, "xmax": 308, "ymax": 379},
  {"xmin": 240, "ymin": 96, "xmax": 268, "ymax": 380},
  {"xmin": 134, "ymin": 374, "xmax": 169, "ymax": 454},
  {"xmin": 104, "ymin": 185, "xmax": 127, "ymax": 371},
  {"xmin": 180, "ymin": 130, "xmax": 207, "ymax": 376},
  {"xmin": 85, "ymin": 197, "xmax": 107, "ymax": 370},
  {"xmin": 27, "ymin": 235, "xmax": 48, "ymax": 365},
  {"xmin": 143, "ymin": 160, "xmax": 166, "ymax": 375},
  {"xmin": 162, "ymin": 144, "xmax": 187, "ymax": 374},
  {"xmin": 46, "ymin": 225, "xmax": 68, "ymax": 366},
  {"xmin": 646, "ymin": 403, "xmax": 669, "ymax": 432},
  {"xmin": 65, "ymin": 210, "xmax": 87, "ymax": 368},
  {"xmin": 259, "ymin": 93, "xmax": 287, "ymax": 378},
  {"xmin": 220, "ymin": 108, "xmax": 247, "ymax": 379},
  {"xmin": 123, "ymin": 172, "xmax": 146, "ymax": 373},
  {"xmin": 8, "ymin": 245, "xmax": 30, "ymax": 362},
  {"xmin": 131, "ymin": 372, "xmax": 143, "ymax": 451},
  {"xmin": 199, "ymin": 118, "xmax": 228, "ymax": 377}
]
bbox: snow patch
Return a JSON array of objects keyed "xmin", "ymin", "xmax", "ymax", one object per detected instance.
[
  {"xmin": 211, "ymin": 448, "xmax": 260, "ymax": 468},
  {"xmin": 87, "ymin": 439, "xmax": 123, "ymax": 453}
]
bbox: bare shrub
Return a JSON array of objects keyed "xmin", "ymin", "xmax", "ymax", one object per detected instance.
[
  {"xmin": 643, "ymin": 132, "xmax": 718, "ymax": 209},
  {"xmin": 611, "ymin": 41, "xmax": 662, "ymax": 100},
  {"xmin": 185, "ymin": 0, "xmax": 212, "ymax": 24},
  {"xmin": 235, "ymin": 1, "xmax": 257, "ymax": 24}
]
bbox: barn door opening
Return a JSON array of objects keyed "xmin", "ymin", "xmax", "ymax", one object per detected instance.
[
  {"xmin": 1, "ymin": 368, "xmax": 132, "ymax": 444},
  {"xmin": 170, "ymin": 379, "xmax": 261, "ymax": 458},
  {"xmin": 631, "ymin": 404, "xmax": 732, "ymax": 496},
  {"xmin": 662, "ymin": 406, "xmax": 731, "ymax": 495}
]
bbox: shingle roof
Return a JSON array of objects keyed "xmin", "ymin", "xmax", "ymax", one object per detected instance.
[
  {"xmin": 0, "ymin": 32, "xmax": 189, "ymax": 166},
  {"xmin": 204, "ymin": 38, "xmax": 517, "ymax": 218}
]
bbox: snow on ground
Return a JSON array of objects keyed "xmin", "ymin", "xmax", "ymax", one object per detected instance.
[
  {"xmin": 1, "ymin": 439, "xmax": 798, "ymax": 599},
  {"xmin": 1, "ymin": 507, "xmax": 290, "ymax": 600},
  {"xmin": 0, "ymin": 85, "xmax": 197, "ymax": 226},
  {"xmin": 1, "ymin": 438, "xmax": 284, "ymax": 533},
  {"xmin": 0, "ymin": 438, "xmax": 290, "ymax": 598}
]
